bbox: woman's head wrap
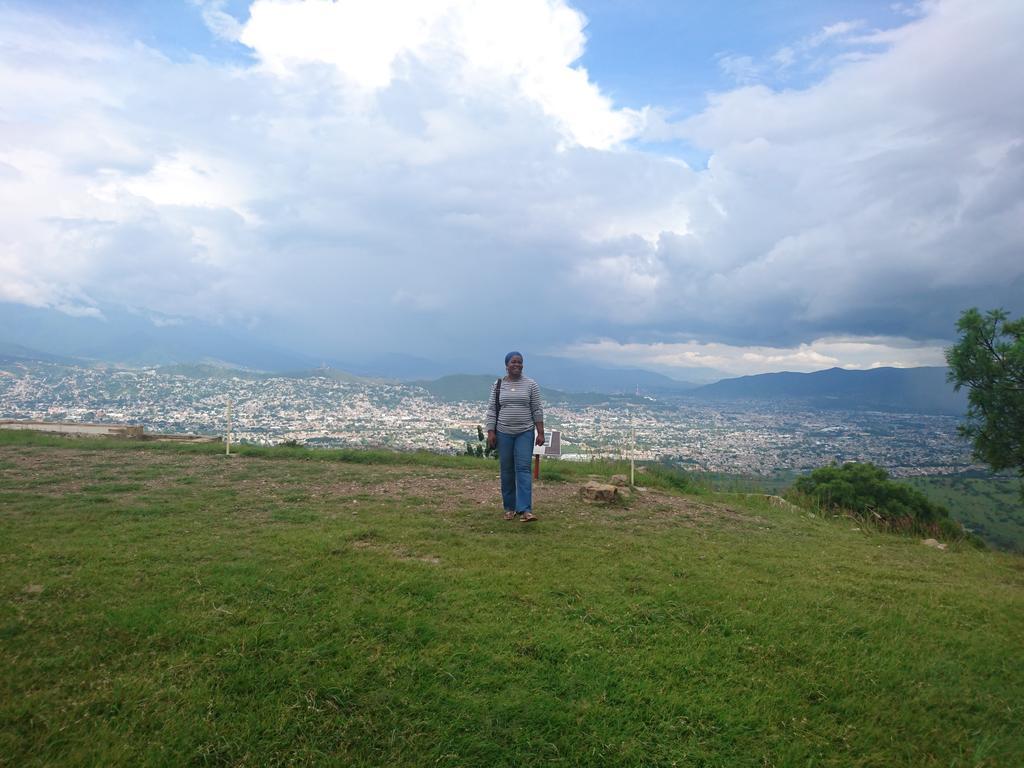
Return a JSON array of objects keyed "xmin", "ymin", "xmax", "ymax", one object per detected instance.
[{"xmin": 504, "ymin": 351, "xmax": 523, "ymax": 365}]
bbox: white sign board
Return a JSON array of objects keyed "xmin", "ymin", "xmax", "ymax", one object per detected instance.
[{"xmin": 533, "ymin": 429, "xmax": 562, "ymax": 457}]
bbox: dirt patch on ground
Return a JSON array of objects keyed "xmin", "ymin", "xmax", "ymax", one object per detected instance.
[
  {"xmin": 332, "ymin": 472, "xmax": 500, "ymax": 508},
  {"xmin": 1, "ymin": 445, "xmax": 765, "ymax": 530},
  {"xmin": 316, "ymin": 467, "xmax": 766, "ymax": 530}
]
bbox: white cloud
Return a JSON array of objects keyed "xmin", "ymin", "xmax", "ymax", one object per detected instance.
[
  {"xmin": 560, "ymin": 337, "xmax": 948, "ymax": 377},
  {"xmin": 194, "ymin": 0, "xmax": 244, "ymax": 41},
  {"xmin": 807, "ymin": 20, "xmax": 867, "ymax": 47},
  {"xmin": 114, "ymin": 152, "xmax": 256, "ymax": 221},
  {"xmin": 890, "ymin": 3, "xmax": 930, "ymax": 19},
  {"xmin": 736, "ymin": 19, "xmax": 868, "ymax": 84},
  {"xmin": 639, "ymin": 0, "xmax": 1024, "ymax": 345},
  {"xmin": 716, "ymin": 53, "xmax": 761, "ymax": 84},
  {"xmin": 771, "ymin": 46, "xmax": 796, "ymax": 69},
  {"xmin": 239, "ymin": 0, "xmax": 644, "ymax": 150},
  {"xmin": 0, "ymin": 0, "xmax": 1021, "ymax": 371}
]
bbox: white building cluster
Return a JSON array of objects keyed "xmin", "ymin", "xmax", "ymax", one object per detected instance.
[{"xmin": 0, "ymin": 361, "xmax": 977, "ymax": 477}]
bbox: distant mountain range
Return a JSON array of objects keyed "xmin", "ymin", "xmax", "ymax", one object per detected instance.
[
  {"xmin": 0, "ymin": 301, "xmax": 697, "ymax": 393},
  {"xmin": 511, "ymin": 355, "xmax": 697, "ymax": 394},
  {"xmin": 2, "ymin": 301, "xmax": 968, "ymax": 415},
  {"xmin": 0, "ymin": 302, "xmax": 315, "ymax": 371},
  {"xmin": 413, "ymin": 374, "xmax": 650, "ymax": 407},
  {"xmin": 422, "ymin": 367, "xmax": 968, "ymax": 417},
  {"xmin": 153, "ymin": 363, "xmax": 375, "ymax": 384},
  {"xmin": 688, "ymin": 366, "xmax": 967, "ymax": 415},
  {"xmin": 323, "ymin": 353, "xmax": 700, "ymax": 393}
]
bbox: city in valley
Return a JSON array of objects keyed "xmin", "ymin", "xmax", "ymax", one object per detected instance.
[{"xmin": 0, "ymin": 361, "xmax": 978, "ymax": 477}]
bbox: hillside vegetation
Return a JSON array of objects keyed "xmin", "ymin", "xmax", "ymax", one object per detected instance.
[
  {"xmin": 1, "ymin": 433, "xmax": 1021, "ymax": 767},
  {"xmin": 790, "ymin": 462, "xmax": 974, "ymax": 543},
  {"xmin": 907, "ymin": 474, "xmax": 1024, "ymax": 553}
]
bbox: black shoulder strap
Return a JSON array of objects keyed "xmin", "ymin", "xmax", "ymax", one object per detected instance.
[{"xmin": 494, "ymin": 377, "xmax": 502, "ymax": 420}]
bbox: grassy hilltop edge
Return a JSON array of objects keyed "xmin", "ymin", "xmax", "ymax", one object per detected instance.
[{"xmin": 1, "ymin": 432, "xmax": 1022, "ymax": 767}]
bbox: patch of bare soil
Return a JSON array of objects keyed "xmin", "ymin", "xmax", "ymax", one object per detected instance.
[
  {"xmin": 311, "ymin": 466, "xmax": 765, "ymax": 530},
  {"xmin": 1, "ymin": 445, "xmax": 765, "ymax": 530}
]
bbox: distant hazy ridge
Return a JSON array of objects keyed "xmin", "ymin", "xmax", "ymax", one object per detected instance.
[
  {"xmin": 2, "ymin": 301, "xmax": 965, "ymax": 415},
  {"xmin": 690, "ymin": 366, "xmax": 966, "ymax": 415}
]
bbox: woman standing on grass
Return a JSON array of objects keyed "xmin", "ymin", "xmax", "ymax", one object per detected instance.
[{"xmin": 485, "ymin": 351, "xmax": 545, "ymax": 522}]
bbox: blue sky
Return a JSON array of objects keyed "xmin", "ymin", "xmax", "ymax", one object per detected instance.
[
  {"xmin": 580, "ymin": 1, "xmax": 905, "ymax": 104},
  {"xmin": 2, "ymin": 0, "xmax": 1022, "ymax": 376}
]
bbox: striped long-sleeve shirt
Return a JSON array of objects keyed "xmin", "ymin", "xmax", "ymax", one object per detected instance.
[{"xmin": 484, "ymin": 376, "xmax": 543, "ymax": 434}]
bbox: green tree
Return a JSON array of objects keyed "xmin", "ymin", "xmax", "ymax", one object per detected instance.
[{"xmin": 945, "ymin": 308, "xmax": 1024, "ymax": 486}]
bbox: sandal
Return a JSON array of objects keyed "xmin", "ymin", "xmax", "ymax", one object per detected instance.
[
  {"xmin": 503, "ymin": 511, "xmax": 516, "ymax": 520},
  {"xmin": 520, "ymin": 512, "xmax": 538, "ymax": 522}
]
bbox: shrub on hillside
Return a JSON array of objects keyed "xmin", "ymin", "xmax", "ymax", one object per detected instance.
[{"xmin": 790, "ymin": 462, "xmax": 977, "ymax": 544}]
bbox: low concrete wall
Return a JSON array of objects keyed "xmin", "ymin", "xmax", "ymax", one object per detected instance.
[{"xmin": 0, "ymin": 420, "xmax": 145, "ymax": 438}]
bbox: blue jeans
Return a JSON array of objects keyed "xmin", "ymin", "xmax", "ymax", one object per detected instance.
[{"xmin": 497, "ymin": 429, "xmax": 534, "ymax": 513}]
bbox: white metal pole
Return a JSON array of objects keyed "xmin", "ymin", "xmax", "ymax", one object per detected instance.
[
  {"xmin": 226, "ymin": 396, "xmax": 232, "ymax": 455},
  {"xmin": 630, "ymin": 408, "xmax": 635, "ymax": 487}
]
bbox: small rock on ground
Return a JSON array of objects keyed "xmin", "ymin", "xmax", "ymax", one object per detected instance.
[{"xmin": 580, "ymin": 481, "xmax": 621, "ymax": 503}]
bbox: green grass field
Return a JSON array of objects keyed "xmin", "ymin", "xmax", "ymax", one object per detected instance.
[{"xmin": 1, "ymin": 432, "xmax": 1022, "ymax": 766}]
